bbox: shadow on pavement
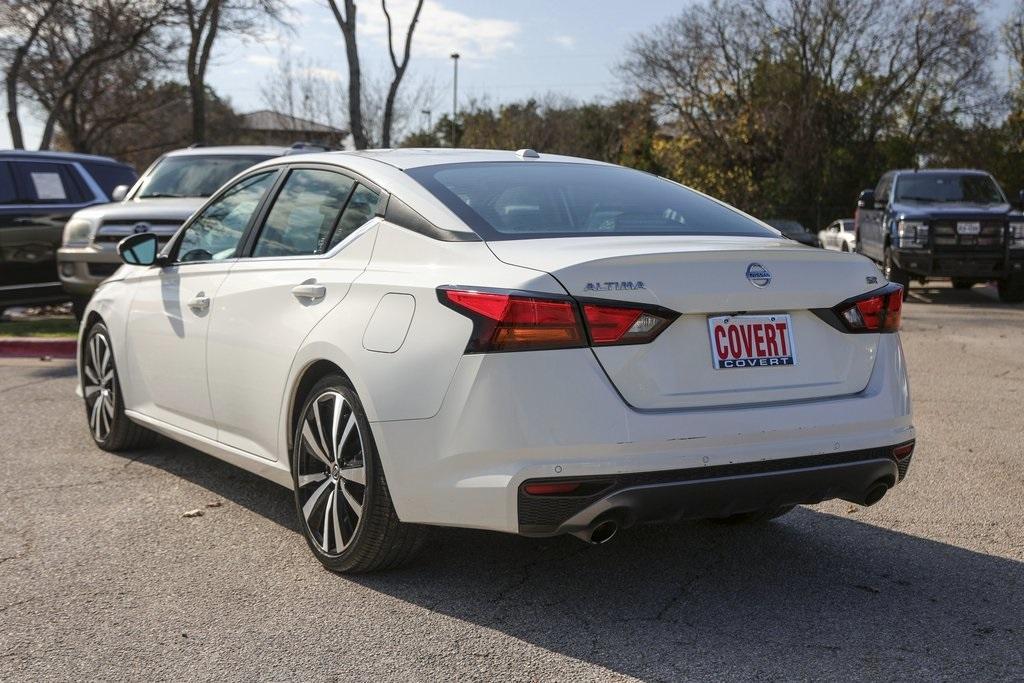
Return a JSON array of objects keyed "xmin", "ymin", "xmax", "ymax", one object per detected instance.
[
  {"xmin": 123, "ymin": 441, "xmax": 1024, "ymax": 679},
  {"xmin": 905, "ymin": 283, "xmax": 1017, "ymax": 310}
]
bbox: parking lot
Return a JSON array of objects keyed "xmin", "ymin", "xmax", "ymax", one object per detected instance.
[{"xmin": 0, "ymin": 282, "xmax": 1022, "ymax": 681}]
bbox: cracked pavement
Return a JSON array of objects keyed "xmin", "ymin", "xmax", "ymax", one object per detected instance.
[{"xmin": 1, "ymin": 282, "xmax": 1022, "ymax": 681}]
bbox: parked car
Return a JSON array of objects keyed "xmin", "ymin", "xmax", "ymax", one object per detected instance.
[
  {"xmin": 79, "ymin": 149, "xmax": 915, "ymax": 573},
  {"xmin": 855, "ymin": 169, "xmax": 1024, "ymax": 302},
  {"xmin": 764, "ymin": 218, "xmax": 822, "ymax": 247},
  {"xmin": 0, "ymin": 150, "xmax": 136, "ymax": 315},
  {"xmin": 819, "ymin": 219, "xmax": 856, "ymax": 251},
  {"xmin": 58, "ymin": 144, "xmax": 321, "ymax": 317}
]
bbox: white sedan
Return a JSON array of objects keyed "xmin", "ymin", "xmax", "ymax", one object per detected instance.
[
  {"xmin": 819, "ymin": 219, "xmax": 857, "ymax": 251},
  {"xmin": 78, "ymin": 149, "xmax": 915, "ymax": 573}
]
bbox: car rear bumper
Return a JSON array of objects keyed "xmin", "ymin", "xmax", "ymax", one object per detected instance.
[
  {"xmin": 57, "ymin": 245, "xmax": 120, "ymax": 295},
  {"xmin": 370, "ymin": 333, "xmax": 915, "ymax": 534},
  {"xmin": 894, "ymin": 248, "xmax": 1024, "ymax": 279},
  {"xmin": 518, "ymin": 444, "xmax": 913, "ymax": 536}
]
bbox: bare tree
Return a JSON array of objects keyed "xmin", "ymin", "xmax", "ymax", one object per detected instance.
[
  {"xmin": 1007, "ymin": 1, "xmax": 1024, "ymax": 87},
  {"xmin": 326, "ymin": 0, "xmax": 366, "ymax": 149},
  {"xmin": 260, "ymin": 52, "xmax": 347, "ymax": 133},
  {"xmin": 380, "ymin": 0, "xmax": 424, "ymax": 147},
  {"xmin": 177, "ymin": 0, "xmax": 286, "ymax": 144},
  {"xmin": 1, "ymin": 0, "xmax": 60, "ymax": 149}
]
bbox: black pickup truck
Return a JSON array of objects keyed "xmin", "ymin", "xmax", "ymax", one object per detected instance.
[{"xmin": 855, "ymin": 169, "xmax": 1024, "ymax": 302}]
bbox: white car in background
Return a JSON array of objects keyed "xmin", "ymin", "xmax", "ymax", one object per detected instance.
[
  {"xmin": 819, "ymin": 219, "xmax": 856, "ymax": 251},
  {"xmin": 77, "ymin": 149, "xmax": 915, "ymax": 573}
]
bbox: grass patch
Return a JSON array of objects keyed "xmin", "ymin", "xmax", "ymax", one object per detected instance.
[{"xmin": 0, "ymin": 318, "xmax": 78, "ymax": 338}]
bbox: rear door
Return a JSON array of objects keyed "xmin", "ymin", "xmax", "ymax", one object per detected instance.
[
  {"xmin": 489, "ymin": 236, "xmax": 882, "ymax": 410},
  {"xmin": 206, "ymin": 166, "xmax": 382, "ymax": 460}
]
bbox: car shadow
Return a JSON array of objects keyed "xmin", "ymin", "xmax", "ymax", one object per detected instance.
[
  {"xmin": 119, "ymin": 440, "xmax": 1024, "ymax": 679},
  {"xmin": 905, "ymin": 282, "xmax": 1018, "ymax": 310}
]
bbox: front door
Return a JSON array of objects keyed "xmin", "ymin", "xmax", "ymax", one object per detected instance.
[{"xmin": 122, "ymin": 170, "xmax": 278, "ymax": 438}]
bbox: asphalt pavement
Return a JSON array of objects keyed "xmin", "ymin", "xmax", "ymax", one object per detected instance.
[{"xmin": 1, "ymin": 282, "xmax": 1022, "ymax": 681}]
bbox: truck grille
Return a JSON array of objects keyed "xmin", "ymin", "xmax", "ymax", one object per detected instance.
[
  {"xmin": 93, "ymin": 219, "xmax": 183, "ymax": 244},
  {"xmin": 931, "ymin": 220, "xmax": 1005, "ymax": 249}
]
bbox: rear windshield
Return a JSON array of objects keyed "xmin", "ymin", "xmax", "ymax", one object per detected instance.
[
  {"xmin": 894, "ymin": 173, "xmax": 1005, "ymax": 204},
  {"xmin": 135, "ymin": 155, "xmax": 273, "ymax": 199},
  {"xmin": 405, "ymin": 162, "xmax": 775, "ymax": 240}
]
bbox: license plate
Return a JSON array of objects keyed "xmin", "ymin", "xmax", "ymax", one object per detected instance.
[
  {"xmin": 957, "ymin": 222, "xmax": 981, "ymax": 235},
  {"xmin": 708, "ymin": 314, "xmax": 796, "ymax": 369}
]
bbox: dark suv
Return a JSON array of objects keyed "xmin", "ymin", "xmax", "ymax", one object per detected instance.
[
  {"xmin": 0, "ymin": 150, "xmax": 136, "ymax": 313},
  {"xmin": 855, "ymin": 169, "xmax": 1024, "ymax": 302}
]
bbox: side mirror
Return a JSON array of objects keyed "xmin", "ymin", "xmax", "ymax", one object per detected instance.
[
  {"xmin": 857, "ymin": 189, "xmax": 875, "ymax": 210},
  {"xmin": 118, "ymin": 232, "xmax": 160, "ymax": 266},
  {"xmin": 111, "ymin": 185, "xmax": 129, "ymax": 202}
]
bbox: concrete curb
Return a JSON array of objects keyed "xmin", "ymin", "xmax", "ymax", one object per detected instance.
[{"xmin": 0, "ymin": 338, "xmax": 76, "ymax": 359}]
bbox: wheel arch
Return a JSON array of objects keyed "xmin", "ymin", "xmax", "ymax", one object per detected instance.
[{"xmin": 286, "ymin": 358, "xmax": 350, "ymax": 456}]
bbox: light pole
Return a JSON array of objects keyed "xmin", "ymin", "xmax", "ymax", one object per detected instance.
[
  {"xmin": 450, "ymin": 52, "xmax": 460, "ymax": 148},
  {"xmin": 421, "ymin": 108, "xmax": 432, "ymax": 133}
]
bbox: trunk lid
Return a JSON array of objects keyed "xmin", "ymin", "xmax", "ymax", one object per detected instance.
[{"xmin": 487, "ymin": 236, "xmax": 886, "ymax": 409}]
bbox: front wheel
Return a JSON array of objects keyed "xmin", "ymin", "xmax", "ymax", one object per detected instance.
[
  {"xmin": 951, "ymin": 279, "xmax": 974, "ymax": 290},
  {"xmin": 883, "ymin": 247, "xmax": 910, "ymax": 299},
  {"xmin": 998, "ymin": 275, "xmax": 1024, "ymax": 303},
  {"xmin": 82, "ymin": 322, "xmax": 157, "ymax": 451},
  {"xmin": 292, "ymin": 375, "xmax": 429, "ymax": 573}
]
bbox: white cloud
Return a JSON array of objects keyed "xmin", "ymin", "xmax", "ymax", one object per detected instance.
[
  {"xmin": 246, "ymin": 54, "xmax": 279, "ymax": 67},
  {"xmin": 300, "ymin": 66, "xmax": 343, "ymax": 82},
  {"xmin": 361, "ymin": 0, "xmax": 520, "ymax": 60},
  {"xmin": 551, "ymin": 34, "xmax": 576, "ymax": 49}
]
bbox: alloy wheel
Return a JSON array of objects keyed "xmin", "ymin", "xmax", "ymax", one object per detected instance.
[
  {"xmin": 83, "ymin": 332, "xmax": 115, "ymax": 442},
  {"xmin": 295, "ymin": 391, "xmax": 367, "ymax": 556}
]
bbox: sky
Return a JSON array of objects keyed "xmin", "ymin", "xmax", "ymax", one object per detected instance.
[{"xmin": 2, "ymin": 0, "xmax": 1021, "ymax": 150}]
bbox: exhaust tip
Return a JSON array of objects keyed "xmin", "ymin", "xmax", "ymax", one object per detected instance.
[
  {"xmin": 862, "ymin": 482, "xmax": 889, "ymax": 507},
  {"xmin": 589, "ymin": 520, "xmax": 619, "ymax": 545}
]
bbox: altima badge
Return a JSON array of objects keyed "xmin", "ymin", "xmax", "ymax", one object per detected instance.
[
  {"xmin": 745, "ymin": 263, "xmax": 772, "ymax": 288},
  {"xmin": 584, "ymin": 281, "xmax": 646, "ymax": 292}
]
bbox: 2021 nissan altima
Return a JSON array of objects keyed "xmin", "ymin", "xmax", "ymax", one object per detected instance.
[{"xmin": 77, "ymin": 149, "xmax": 915, "ymax": 573}]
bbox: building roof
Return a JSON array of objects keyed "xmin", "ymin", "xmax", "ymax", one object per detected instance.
[{"xmin": 241, "ymin": 110, "xmax": 347, "ymax": 135}]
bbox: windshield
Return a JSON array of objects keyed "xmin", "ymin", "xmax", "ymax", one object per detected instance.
[
  {"xmin": 765, "ymin": 219, "xmax": 807, "ymax": 236},
  {"xmin": 406, "ymin": 162, "xmax": 776, "ymax": 240},
  {"xmin": 894, "ymin": 173, "xmax": 1005, "ymax": 204},
  {"xmin": 135, "ymin": 155, "xmax": 273, "ymax": 199}
]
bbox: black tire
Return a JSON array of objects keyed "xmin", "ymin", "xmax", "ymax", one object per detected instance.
[
  {"xmin": 883, "ymin": 247, "xmax": 910, "ymax": 299},
  {"xmin": 291, "ymin": 374, "xmax": 429, "ymax": 573},
  {"xmin": 997, "ymin": 275, "xmax": 1024, "ymax": 303},
  {"xmin": 712, "ymin": 505, "xmax": 795, "ymax": 525},
  {"xmin": 71, "ymin": 295, "xmax": 90, "ymax": 321},
  {"xmin": 82, "ymin": 322, "xmax": 158, "ymax": 451},
  {"xmin": 951, "ymin": 279, "xmax": 974, "ymax": 290},
  {"xmin": 840, "ymin": 242, "xmax": 850, "ymax": 252}
]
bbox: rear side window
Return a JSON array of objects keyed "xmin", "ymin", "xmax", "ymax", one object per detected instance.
[
  {"xmin": 328, "ymin": 184, "xmax": 381, "ymax": 250},
  {"xmin": 405, "ymin": 162, "xmax": 773, "ymax": 240},
  {"xmin": 83, "ymin": 162, "xmax": 138, "ymax": 197},
  {"xmin": 253, "ymin": 169, "xmax": 355, "ymax": 257},
  {"xmin": 0, "ymin": 163, "xmax": 15, "ymax": 203},
  {"xmin": 9, "ymin": 161, "xmax": 88, "ymax": 204}
]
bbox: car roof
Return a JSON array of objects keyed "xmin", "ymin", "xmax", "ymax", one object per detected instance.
[
  {"xmin": 0, "ymin": 149, "xmax": 128, "ymax": 166},
  {"xmin": 892, "ymin": 168, "xmax": 993, "ymax": 177},
  {"xmin": 275, "ymin": 147, "xmax": 612, "ymax": 171},
  {"xmin": 163, "ymin": 145, "xmax": 293, "ymax": 158}
]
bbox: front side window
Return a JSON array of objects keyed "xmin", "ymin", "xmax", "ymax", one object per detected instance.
[
  {"xmin": 405, "ymin": 162, "xmax": 775, "ymax": 240},
  {"xmin": 253, "ymin": 169, "xmax": 355, "ymax": 258},
  {"xmin": 895, "ymin": 173, "xmax": 1005, "ymax": 205},
  {"xmin": 177, "ymin": 171, "xmax": 276, "ymax": 262},
  {"xmin": 136, "ymin": 155, "xmax": 273, "ymax": 199}
]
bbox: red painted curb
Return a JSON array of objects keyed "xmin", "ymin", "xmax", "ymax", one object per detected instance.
[{"xmin": 0, "ymin": 338, "xmax": 77, "ymax": 359}]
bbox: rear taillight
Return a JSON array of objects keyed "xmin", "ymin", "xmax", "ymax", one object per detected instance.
[
  {"xmin": 439, "ymin": 289, "xmax": 586, "ymax": 352},
  {"xmin": 439, "ymin": 287, "xmax": 678, "ymax": 352},
  {"xmin": 833, "ymin": 284, "xmax": 903, "ymax": 333}
]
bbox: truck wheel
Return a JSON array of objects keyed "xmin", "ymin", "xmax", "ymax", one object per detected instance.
[
  {"xmin": 883, "ymin": 247, "xmax": 910, "ymax": 298},
  {"xmin": 997, "ymin": 275, "xmax": 1024, "ymax": 303},
  {"xmin": 951, "ymin": 279, "xmax": 974, "ymax": 290}
]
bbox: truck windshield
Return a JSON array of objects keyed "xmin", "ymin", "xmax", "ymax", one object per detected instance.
[
  {"xmin": 136, "ymin": 155, "xmax": 272, "ymax": 199},
  {"xmin": 406, "ymin": 162, "xmax": 776, "ymax": 240},
  {"xmin": 894, "ymin": 173, "xmax": 1004, "ymax": 204}
]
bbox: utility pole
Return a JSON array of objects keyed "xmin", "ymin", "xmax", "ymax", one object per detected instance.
[
  {"xmin": 450, "ymin": 52, "xmax": 460, "ymax": 148},
  {"xmin": 421, "ymin": 108, "xmax": 432, "ymax": 133}
]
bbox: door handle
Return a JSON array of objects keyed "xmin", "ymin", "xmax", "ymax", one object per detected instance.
[
  {"xmin": 187, "ymin": 292, "xmax": 210, "ymax": 312},
  {"xmin": 292, "ymin": 284, "xmax": 326, "ymax": 301}
]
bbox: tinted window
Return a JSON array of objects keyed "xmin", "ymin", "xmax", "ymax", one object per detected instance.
[
  {"xmin": 0, "ymin": 163, "xmax": 15, "ymax": 203},
  {"xmin": 83, "ymin": 162, "xmax": 137, "ymax": 197},
  {"xmin": 406, "ymin": 162, "xmax": 773, "ymax": 240},
  {"xmin": 177, "ymin": 172, "xmax": 276, "ymax": 262},
  {"xmin": 328, "ymin": 184, "xmax": 381, "ymax": 249},
  {"xmin": 253, "ymin": 169, "xmax": 355, "ymax": 257},
  {"xmin": 137, "ymin": 155, "xmax": 273, "ymax": 199},
  {"xmin": 9, "ymin": 161, "xmax": 87, "ymax": 204},
  {"xmin": 895, "ymin": 173, "xmax": 1004, "ymax": 204}
]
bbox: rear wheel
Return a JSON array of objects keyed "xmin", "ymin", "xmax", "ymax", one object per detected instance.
[
  {"xmin": 951, "ymin": 279, "xmax": 974, "ymax": 290},
  {"xmin": 840, "ymin": 242, "xmax": 850, "ymax": 252},
  {"xmin": 712, "ymin": 505, "xmax": 795, "ymax": 524},
  {"xmin": 82, "ymin": 322, "xmax": 157, "ymax": 451},
  {"xmin": 997, "ymin": 275, "xmax": 1024, "ymax": 303},
  {"xmin": 292, "ymin": 375, "xmax": 428, "ymax": 573},
  {"xmin": 883, "ymin": 247, "xmax": 910, "ymax": 299}
]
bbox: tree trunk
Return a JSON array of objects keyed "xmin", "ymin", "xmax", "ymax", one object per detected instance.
[
  {"xmin": 380, "ymin": 0, "xmax": 423, "ymax": 148},
  {"xmin": 6, "ymin": 74, "xmax": 24, "ymax": 149},
  {"xmin": 190, "ymin": 77, "xmax": 206, "ymax": 144},
  {"xmin": 38, "ymin": 106, "xmax": 58, "ymax": 150},
  {"xmin": 328, "ymin": 0, "xmax": 367, "ymax": 149}
]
